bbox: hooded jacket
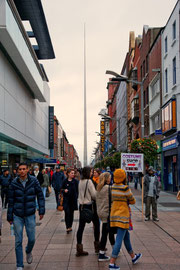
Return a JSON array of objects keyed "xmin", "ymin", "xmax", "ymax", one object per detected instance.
[
  {"xmin": 7, "ymin": 175, "xmax": 45, "ymax": 222},
  {"xmin": 110, "ymin": 169, "xmax": 136, "ymax": 229}
]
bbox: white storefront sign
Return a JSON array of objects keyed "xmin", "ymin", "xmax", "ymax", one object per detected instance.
[{"xmin": 121, "ymin": 153, "xmax": 144, "ymax": 172}]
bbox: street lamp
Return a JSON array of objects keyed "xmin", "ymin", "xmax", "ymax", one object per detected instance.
[{"xmin": 105, "ymin": 70, "xmax": 144, "ymax": 138}]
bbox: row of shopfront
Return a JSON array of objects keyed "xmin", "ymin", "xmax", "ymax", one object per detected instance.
[{"xmin": 156, "ymin": 131, "xmax": 180, "ymax": 192}]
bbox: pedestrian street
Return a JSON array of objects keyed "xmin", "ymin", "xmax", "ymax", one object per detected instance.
[{"xmin": 0, "ymin": 186, "xmax": 180, "ymax": 270}]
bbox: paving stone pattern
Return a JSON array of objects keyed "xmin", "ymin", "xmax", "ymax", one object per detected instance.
[{"xmin": 0, "ymin": 186, "xmax": 180, "ymax": 269}]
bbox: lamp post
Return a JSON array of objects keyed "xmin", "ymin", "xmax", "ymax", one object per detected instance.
[{"xmin": 105, "ymin": 70, "xmax": 144, "ymax": 138}]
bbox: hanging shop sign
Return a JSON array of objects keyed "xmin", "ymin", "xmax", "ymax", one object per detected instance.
[
  {"xmin": 49, "ymin": 106, "xmax": 54, "ymax": 149},
  {"xmin": 100, "ymin": 121, "xmax": 105, "ymax": 152}
]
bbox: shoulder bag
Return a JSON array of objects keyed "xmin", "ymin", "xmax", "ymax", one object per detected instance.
[
  {"xmin": 80, "ymin": 180, "xmax": 94, "ymax": 223},
  {"xmin": 107, "ymin": 185, "xmax": 117, "ymax": 234}
]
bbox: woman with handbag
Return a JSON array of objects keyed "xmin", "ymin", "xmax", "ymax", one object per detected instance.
[
  {"xmin": 96, "ymin": 172, "xmax": 115, "ymax": 261},
  {"xmin": 109, "ymin": 169, "xmax": 142, "ymax": 270},
  {"xmin": 61, "ymin": 168, "xmax": 79, "ymax": 233},
  {"xmin": 76, "ymin": 166, "xmax": 96, "ymax": 256}
]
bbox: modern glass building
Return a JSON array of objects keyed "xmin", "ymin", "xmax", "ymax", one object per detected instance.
[{"xmin": 0, "ymin": 0, "xmax": 55, "ymax": 170}]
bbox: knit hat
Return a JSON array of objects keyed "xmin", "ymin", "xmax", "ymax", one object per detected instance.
[{"xmin": 113, "ymin": 169, "xmax": 126, "ymax": 184}]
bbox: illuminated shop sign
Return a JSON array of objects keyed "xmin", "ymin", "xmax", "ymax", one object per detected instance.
[{"xmin": 162, "ymin": 137, "xmax": 178, "ymax": 151}]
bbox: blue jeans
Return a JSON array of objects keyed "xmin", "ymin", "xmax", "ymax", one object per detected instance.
[
  {"xmin": 41, "ymin": 187, "xmax": 47, "ymax": 199},
  {"xmin": 13, "ymin": 214, "xmax": 36, "ymax": 268},
  {"xmin": 112, "ymin": 227, "xmax": 133, "ymax": 258}
]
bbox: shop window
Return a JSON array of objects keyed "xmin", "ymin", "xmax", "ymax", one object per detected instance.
[{"xmin": 162, "ymin": 99, "xmax": 176, "ymax": 134}]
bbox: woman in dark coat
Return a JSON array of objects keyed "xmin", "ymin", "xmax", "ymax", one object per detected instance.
[{"xmin": 61, "ymin": 168, "xmax": 78, "ymax": 233}]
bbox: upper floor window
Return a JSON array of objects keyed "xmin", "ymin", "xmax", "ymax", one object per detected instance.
[
  {"xmin": 162, "ymin": 99, "xmax": 176, "ymax": 134},
  {"xmin": 172, "ymin": 20, "xmax": 176, "ymax": 40},
  {"xmin": 165, "ymin": 36, "xmax": 168, "ymax": 53},
  {"xmin": 172, "ymin": 57, "xmax": 176, "ymax": 85},
  {"xmin": 152, "ymin": 79, "xmax": 160, "ymax": 99},
  {"xmin": 165, "ymin": 68, "xmax": 168, "ymax": 93}
]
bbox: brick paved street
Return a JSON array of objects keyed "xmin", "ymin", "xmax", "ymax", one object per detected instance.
[{"xmin": 1, "ymin": 186, "xmax": 180, "ymax": 270}]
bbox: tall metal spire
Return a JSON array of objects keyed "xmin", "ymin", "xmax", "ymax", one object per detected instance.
[{"xmin": 83, "ymin": 23, "xmax": 88, "ymax": 167}]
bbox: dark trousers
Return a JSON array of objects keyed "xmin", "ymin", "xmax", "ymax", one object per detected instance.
[
  {"xmin": 54, "ymin": 189, "xmax": 59, "ymax": 208},
  {"xmin": 64, "ymin": 205, "xmax": 74, "ymax": 229},
  {"xmin": 145, "ymin": 196, "xmax": 158, "ymax": 219},
  {"xmin": 1, "ymin": 187, "xmax": 8, "ymax": 208},
  {"xmin": 77, "ymin": 204, "xmax": 100, "ymax": 244},
  {"xmin": 100, "ymin": 222, "xmax": 115, "ymax": 250}
]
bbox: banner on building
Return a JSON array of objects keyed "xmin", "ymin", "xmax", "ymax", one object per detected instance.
[
  {"xmin": 49, "ymin": 106, "xmax": 54, "ymax": 149},
  {"xmin": 100, "ymin": 121, "xmax": 105, "ymax": 152},
  {"xmin": 121, "ymin": 153, "xmax": 144, "ymax": 172}
]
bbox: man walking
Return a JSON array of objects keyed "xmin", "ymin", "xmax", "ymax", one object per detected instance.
[
  {"xmin": 7, "ymin": 162, "xmax": 45, "ymax": 270},
  {"xmin": 0, "ymin": 169, "xmax": 12, "ymax": 208},
  {"xmin": 144, "ymin": 166, "xmax": 160, "ymax": 221},
  {"xmin": 52, "ymin": 165, "xmax": 65, "ymax": 209}
]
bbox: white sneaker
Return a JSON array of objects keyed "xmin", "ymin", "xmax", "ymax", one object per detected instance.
[
  {"xmin": 26, "ymin": 252, "xmax": 33, "ymax": 264},
  {"xmin": 17, "ymin": 268, "xmax": 23, "ymax": 270}
]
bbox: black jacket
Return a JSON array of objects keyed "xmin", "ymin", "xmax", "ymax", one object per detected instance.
[
  {"xmin": 0, "ymin": 174, "xmax": 12, "ymax": 188},
  {"xmin": 7, "ymin": 175, "xmax": 45, "ymax": 222},
  {"xmin": 61, "ymin": 178, "xmax": 79, "ymax": 211},
  {"xmin": 52, "ymin": 171, "xmax": 65, "ymax": 191}
]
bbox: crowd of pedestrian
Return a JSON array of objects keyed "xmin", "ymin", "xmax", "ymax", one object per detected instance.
[{"xmin": 1, "ymin": 163, "xmax": 180, "ymax": 270}]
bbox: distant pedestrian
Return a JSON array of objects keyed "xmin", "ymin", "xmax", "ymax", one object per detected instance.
[
  {"xmin": 41, "ymin": 169, "xmax": 49, "ymax": 199},
  {"xmin": 76, "ymin": 166, "xmax": 96, "ymax": 256},
  {"xmin": 12, "ymin": 168, "xmax": 18, "ymax": 179},
  {"xmin": 133, "ymin": 172, "xmax": 140, "ymax": 189},
  {"xmin": 96, "ymin": 172, "xmax": 115, "ymax": 261},
  {"xmin": 52, "ymin": 165, "xmax": 65, "ymax": 209},
  {"xmin": 92, "ymin": 168, "xmax": 101, "ymax": 188},
  {"xmin": 109, "ymin": 169, "xmax": 142, "ymax": 270},
  {"xmin": 33, "ymin": 166, "xmax": 44, "ymax": 186},
  {"xmin": 0, "ymin": 169, "xmax": 12, "ymax": 208},
  {"xmin": 61, "ymin": 169, "xmax": 78, "ymax": 233},
  {"xmin": 7, "ymin": 162, "xmax": 45, "ymax": 270},
  {"xmin": 106, "ymin": 167, "xmax": 114, "ymax": 185},
  {"xmin": 144, "ymin": 166, "xmax": 160, "ymax": 221}
]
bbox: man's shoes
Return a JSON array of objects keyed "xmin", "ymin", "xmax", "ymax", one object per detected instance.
[
  {"xmin": 26, "ymin": 252, "xmax": 33, "ymax": 264},
  {"xmin": 153, "ymin": 218, "xmax": 159, "ymax": 222},
  {"xmin": 98, "ymin": 253, "xmax": 110, "ymax": 261},
  {"xmin": 132, "ymin": 253, "xmax": 142, "ymax": 264},
  {"xmin": 144, "ymin": 217, "xmax": 150, "ymax": 221},
  {"xmin": 17, "ymin": 268, "xmax": 23, "ymax": 270},
  {"xmin": 109, "ymin": 264, "xmax": 120, "ymax": 270}
]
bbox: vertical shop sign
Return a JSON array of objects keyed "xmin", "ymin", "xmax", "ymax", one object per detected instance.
[{"xmin": 49, "ymin": 106, "xmax": 54, "ymax": 149}]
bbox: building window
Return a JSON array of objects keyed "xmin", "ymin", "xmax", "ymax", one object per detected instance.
[
  {"xmin": 152, "ymin": 114, "xmax": 160, "ymax": 132},
  {"xmin": 140, "ymin": 65, "xmax": 143, "ymax": 81},
  {"xmin": 162, "ymin": 99, "xmax": 176, "ymax": 133},
  {"xmin": 172, "ymin": 20, "xmax": 176, "ymax": 40},
  {"xmin": 165, "ymin": 36, "xmax": 168, "ymax": 53},
  {"xmin": 146, "ymin": 55, "xmax": 149, "ymax": 73},
  {"xmin": 143, "ymin": 60, "xmax": 145, "ymax": 77},
  {"xmin": 165, "ymin": 68, "xmax": 168, "ymax": 93},
  {"xmin": 172, "ymin": 57, "xmax": 176, "ymax": 85},
  {"xmin": 151, "ymin": 79, "xmax": 160, "ymax": 99},
  {"xmin": 146, "ymin": 87, "xmax": 149, "ymax": 105}
]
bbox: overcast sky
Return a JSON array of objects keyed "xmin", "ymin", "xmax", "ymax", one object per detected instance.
[{"xmin": 41, "ymin": 0, "xmax": 177, "ymax": 165}]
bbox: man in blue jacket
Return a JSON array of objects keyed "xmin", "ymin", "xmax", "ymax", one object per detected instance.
[
  {"xmin": 7, "ymin": 162, "xmax": 45, "ymax": 270},
  {"xmin": 52, "ymin": 165, "xmax": 65, "ymax": 209},
  {"xmin": 0, "ymin": 169, "xmax": 12, "ymax": 208}
]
